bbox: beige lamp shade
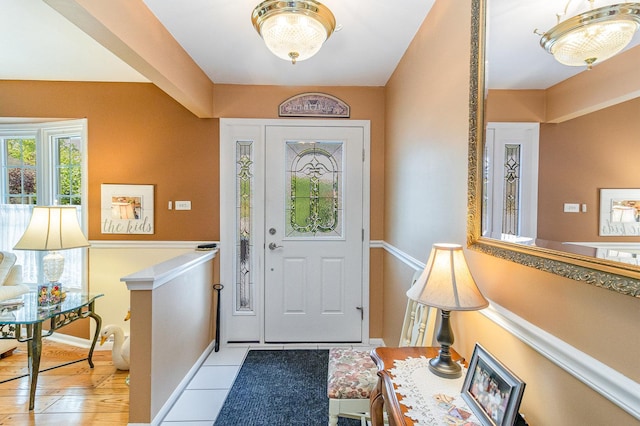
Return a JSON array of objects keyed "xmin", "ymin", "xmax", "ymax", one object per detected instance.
[
  {"xmin": 14, "ymin": 206, "xmax": 89, "ymax": 251},
  {"xmin": 406, "ymin": 243, "xmax": 488, "ymax": 311},
  {"xmin": 14, "ymin": 206, "xmax": 88, "ymax": 284}
]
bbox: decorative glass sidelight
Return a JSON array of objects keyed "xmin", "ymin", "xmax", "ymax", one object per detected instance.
[
  {"xmin": 286, "ymin": 141, "xmax": 343, "ymax": 238},
  {"xmin": 482, "ymin": 141, "xmax": 491, "ymax": 236},
  {"xmin": 236, "ymin": 141, "xmax": 254, "ymax": 312},
  {"xmin": 502, "ymin": 144, "xmax": 521, "ymax": 236}
]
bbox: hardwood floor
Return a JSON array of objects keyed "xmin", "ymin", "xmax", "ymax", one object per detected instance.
[{"xmin": 0, "ymin": 339, "xmax": 129, "ymax": 425}]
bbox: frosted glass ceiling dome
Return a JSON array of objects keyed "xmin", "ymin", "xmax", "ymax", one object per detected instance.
[
  {"xmin": 540, "ymin": 2, "xmax": 640, "ymax": 69},
  {"xmin": 252, "ymin": 0, "xmax": 336, "ymax": 64}
]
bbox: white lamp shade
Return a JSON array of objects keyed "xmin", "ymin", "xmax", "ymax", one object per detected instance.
[
  {"xmin": 14, "ymin": 206, "xmax": 89, "ymax": 251},
  {"xmin": 406, "ymin": 243, "xmax": 488, "ymax": 311}
]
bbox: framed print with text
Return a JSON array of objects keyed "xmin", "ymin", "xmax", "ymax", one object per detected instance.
[{"xmin": 101, "ymin": 184, "xmax": 154, "ymax": 234}]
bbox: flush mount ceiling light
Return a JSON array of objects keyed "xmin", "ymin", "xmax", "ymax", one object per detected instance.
[
  {"xmin": 251, "ymin": 0, "xmax": 336, "ymax": 64},
  {"xmin": 539, "ymin": 1, "xmax": 640, "ymax": 69}
]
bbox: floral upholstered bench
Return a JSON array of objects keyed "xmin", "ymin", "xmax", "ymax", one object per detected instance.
[
  {"xmin": 327, "ymin": 347, "xmax": 378, "ymax": 425},
  {"xmin": 326, "ymin": 271, "xmax": 437, "ymax": 425}
]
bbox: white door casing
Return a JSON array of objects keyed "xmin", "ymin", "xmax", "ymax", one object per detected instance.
[
  {"xmin": 219, "ymin": 119, "xmax": 370, "ymax": 345},
  {"xmin": 484, "ymin": 122, "xmax": 539, "ymax": 243}
]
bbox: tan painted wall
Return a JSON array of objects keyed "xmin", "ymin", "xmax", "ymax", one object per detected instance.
[
  {"xmin": 0, "ymin": 80, "xmax": 219, "ymax": 242},
  {"xmin": 545, "ymin": 45, "xmax": 640, "ymax": 123},
  {"xmin": 538, "ymin": 97, "xmax": 640, "ymax": 243},
  {"xmin": 486, "ymin": 90, "xmax": 546, "ymax": 123},
  {"xmin": 383, "ymin": 0, "xmax": 639, "ymax": 425},
  {"xmin": 0, "ymin": 80, "xmax": 385, "ymax": 338},
  {"xmin": 486, "ymin": 87, "xmax": 640, "ymax": 244}
]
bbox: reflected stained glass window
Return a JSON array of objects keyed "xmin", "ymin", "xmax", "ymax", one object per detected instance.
[
  {"xmin": 286, "ymin": 141, "xmax": 343, "ymax": 238},
  {"xmin": 482, "ymin": 141, "xmax": 490, "ymax": 236},
  {"xmin": 236, "ymin": 141, "xmax": 253, "ymax": 312},
  {"xmin": 502, "ymin": 144, "xmax": 521, "ymax": 236}
]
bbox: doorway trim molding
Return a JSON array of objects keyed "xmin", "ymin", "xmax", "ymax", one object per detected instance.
[{"xmin": 219, "ymin": 118, "xmax": 371, "ymax": 345}]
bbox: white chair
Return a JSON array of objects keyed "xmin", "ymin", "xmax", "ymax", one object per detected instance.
[
  {"xmin": 327, "ymin": 271, "xmax": 438, "ymax": 425},
  {"xmin": 0, "ymin": 251, "xmax": 29, "ymax": 357}
]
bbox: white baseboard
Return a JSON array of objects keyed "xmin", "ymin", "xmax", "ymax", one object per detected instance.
[
  {"xmin": 367, "ymin": 338, "xmax": 385, "ymax": 347},
  {"xmin": 148, "ymin": 339, "xmax": 217, "ymax": 426},
  {"xmin": 47, "ymin": 332, "xmax": 94, "ymax": 349}
]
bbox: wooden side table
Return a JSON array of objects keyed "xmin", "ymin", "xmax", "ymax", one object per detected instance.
[{"xmin": 370, "ymin": 346, "xmax": 465, "ymax": 426}]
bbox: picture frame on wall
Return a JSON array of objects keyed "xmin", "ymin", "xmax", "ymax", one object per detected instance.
[
  {"xmin": 599, "ymin": 188, "xmax": 640, "ymax": 236},
  {"xmin": 100, "ymin": 184, "xmax": 154, "ymax": 234},
  {"xmin": 461, "ymin": 344, "xmax": 526, "ymax": 426}
]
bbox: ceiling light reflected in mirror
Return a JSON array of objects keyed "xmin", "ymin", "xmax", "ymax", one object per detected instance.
[{"xmin": 539, "ymin": 1, "xmax": 640, "ymax": 69}]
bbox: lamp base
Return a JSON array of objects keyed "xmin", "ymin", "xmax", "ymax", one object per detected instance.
[
  {"xmin": 430, "ymin": 309, "xmax": 462, "ymax": 379},
  {"xmin": 43, "ymin": 251, "xmax": 64, "ymax": 283},
  {"xmin": 428, "ymin": 351, "xmax": 462, "ymax": 379}
]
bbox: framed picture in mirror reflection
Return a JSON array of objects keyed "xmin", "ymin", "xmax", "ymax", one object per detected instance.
[{"xmin": 599, "ymin": 189, "xmax": 640, "ymax": 236}]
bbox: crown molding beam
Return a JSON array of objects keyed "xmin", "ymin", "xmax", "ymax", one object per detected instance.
[
  {"xmin": 44, "ymin": 0, "xmax": 214, "ymax": 118},
  {"xmin": 545, "ymin": 45, "xmax": 640, "ymax": 123}
]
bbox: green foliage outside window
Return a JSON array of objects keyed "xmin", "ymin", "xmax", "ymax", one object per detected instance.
[
  {"xmin": 57, "ymin": 137, "xmax": 82, "ymax": 205},
  {"xmin": 4, "ymin": 136, "xmax": 82, "ymax": 205},
  {"xmin": 6, "ymin": 138, "xmax": 37, "ymax": 204},
  {"xmin": 290, "ymin": 176, "xmax": 337, "ymax": 232}
]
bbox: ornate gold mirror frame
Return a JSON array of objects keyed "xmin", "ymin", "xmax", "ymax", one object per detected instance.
[{"xmin": 466, "ymin": 0, "xmax": 640, "ymax": 298}]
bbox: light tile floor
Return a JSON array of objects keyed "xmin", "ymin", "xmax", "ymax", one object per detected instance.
[{"xmin": 161, "ymin": 346, "xmax": 248, "ymax": 425}]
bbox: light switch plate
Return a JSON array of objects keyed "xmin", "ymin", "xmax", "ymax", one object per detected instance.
[
  {"xmin": 563, "ymin": 203, "xmax": 579, "ymax": 213},
  {"xmin": 175, "ymin": 201, "xmax": 191, "ymax": 210}
]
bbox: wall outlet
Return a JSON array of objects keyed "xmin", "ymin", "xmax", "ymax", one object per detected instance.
[{"xmin": 175, "ymin": 201, "xmax": 191, "ymax": 210}]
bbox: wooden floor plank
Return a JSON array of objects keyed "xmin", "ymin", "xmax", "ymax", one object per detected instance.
[
  {"xmin": 0, "ymin": 412, "xmax": 129, "ymax": 425},
  {"xmin": 0, "ymin": 339, "xmax": 129, "ymax": 423}
]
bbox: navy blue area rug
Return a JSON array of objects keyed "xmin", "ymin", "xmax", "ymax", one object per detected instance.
[{"xmin": 214, "ymin": 349, "xmax": 361, "ymax": 426}]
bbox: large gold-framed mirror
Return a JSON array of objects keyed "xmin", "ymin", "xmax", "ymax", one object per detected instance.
[{"xmin": 467, "ymin": 0, "xmax": 640, "ymax": 298}]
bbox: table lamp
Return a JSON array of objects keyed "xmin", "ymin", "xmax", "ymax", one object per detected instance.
[
  {"xmin": 406, "ymin": 243, "xmax": 488, "ymax": 379},
  {"xmin": 14, "ymin": 206, "xmax": 89, "ymax": 284}
]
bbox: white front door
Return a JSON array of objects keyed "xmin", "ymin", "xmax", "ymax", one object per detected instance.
[
  {"xmin": 219, "ymin": 119, "xmax": 370, "ymax": 345},
  {"xmin": 264, "ymin": 125, "xmax": 364, "ymax": 342}
]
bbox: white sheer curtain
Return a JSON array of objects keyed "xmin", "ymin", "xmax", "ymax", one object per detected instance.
[{"xmin": 0, "ymin": 204, "xmax": 83, "ymax": 288}]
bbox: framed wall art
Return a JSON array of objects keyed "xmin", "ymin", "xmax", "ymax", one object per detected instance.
[
  {"xmin": 461, "ymin": 344, "xmax": 525, "ymax": 426},
  {"xmin": 599, "ymin": 189, "xmax": 640, "ymax": 236},
  {"xmin": 101, "ymin": 184, "xmax": 154, "ymax": 234},
  {"xmin": 278, "ymin": 92, "xmax": 350, "ymax": 118}
]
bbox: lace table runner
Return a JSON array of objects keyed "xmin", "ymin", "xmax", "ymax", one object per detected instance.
[{"xmin": 389, "ymin": 356, "xmax": 481, "ymax": 425}]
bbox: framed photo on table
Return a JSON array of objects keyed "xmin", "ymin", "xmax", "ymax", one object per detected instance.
[{"xmin": 461, "ymin": 344, "xmax": 525, "ymax": 426}]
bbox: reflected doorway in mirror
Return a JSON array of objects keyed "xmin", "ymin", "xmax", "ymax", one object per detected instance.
[{"xmin": 483, "ymin": 123, "xmax": 539, "ymax": 243}]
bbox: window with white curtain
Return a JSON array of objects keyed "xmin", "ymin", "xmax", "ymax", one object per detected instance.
[{"xmin": 0, "ymin": 119, "xmax": 87, "ymax": 289}]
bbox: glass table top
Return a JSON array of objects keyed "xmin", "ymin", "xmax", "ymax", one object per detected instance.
[{"xmin": 0, "ymin": 290, "xmax": 103, "ymax": 325}]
